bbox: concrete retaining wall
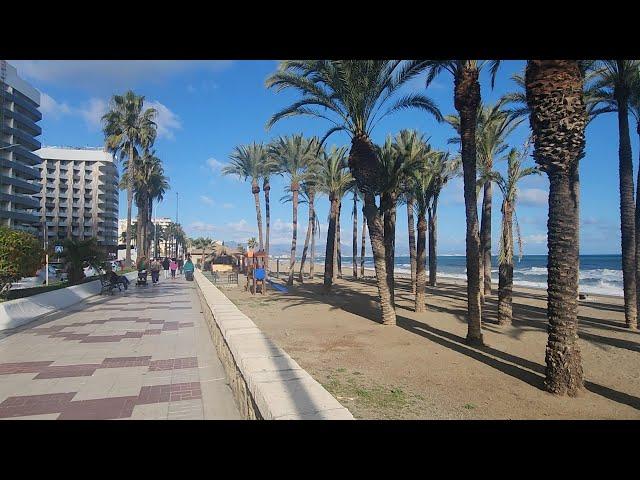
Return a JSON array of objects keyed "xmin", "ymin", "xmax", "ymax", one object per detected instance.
[
  {"xmin": 194, "ymin": 269, "xmax": 354, "ymax": 420},
  {"xmin": 0, "ymin": 272, "xmax": 138, "ymax": 331}
]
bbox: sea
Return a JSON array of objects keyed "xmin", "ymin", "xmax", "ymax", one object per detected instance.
[{"xmin": 310, "ymin": 254, "xmax": 625, "ymax": 297}]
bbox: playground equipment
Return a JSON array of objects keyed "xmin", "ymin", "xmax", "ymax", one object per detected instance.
[{"xmin": 244, "ymin": 249, "xmax": 267, "ymax": 295}]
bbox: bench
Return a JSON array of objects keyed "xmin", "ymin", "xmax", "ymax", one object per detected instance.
[{"xmin": 99, "ymin": 274, "xmax": 121, "ymax": 295}]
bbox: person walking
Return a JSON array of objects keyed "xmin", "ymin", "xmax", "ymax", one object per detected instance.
[
  {"xmin": 178, "ymin": 257, "xmax": 184, "ymax": 276},
  {"xmin": 170, "ymin": 258, "xmax": 178, "ymax": 280},
  {"xmin": 184, "ymin": 255, "xmax": 195, "ymax": 281},
  {"xmin": 162, "ymin": 256, "xmax": 170, "ymax": 280},
  {"xmin": 150, "ymin": 257, "xmax": 161, "ymax": 285}
]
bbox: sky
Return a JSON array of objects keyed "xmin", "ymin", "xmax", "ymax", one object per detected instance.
[{"xmin": 8, "ymin": 59, "xmax": 636, "ymax": 256}]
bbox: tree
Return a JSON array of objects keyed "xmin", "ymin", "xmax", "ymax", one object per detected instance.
[
  {"xmin": 248, "ymin": 237, "xmax": 258, "ymax": 250},
  {"xmin": 629, "ymin": 70, "xmax": 640, "ymax": 326},
  {"xmin": 261, "ymin": 153, "xmax": 280, "ymax": 276},
  {"xmin": 269, "ymin": 134, "xmax": 320, "ymax": 286},
  {"xmin": 446, "ymin": 100, "xmax": 522, "ymax": 298},
  {"xmin": 589, "ymin": 60, "xmax": 640, "ymax": 329},
  {"xmin": 223, "ymin": 143, "xmax": 268, "ymax": 251},
  {"xmin": 266, "ymin": 60, "xmax": 442, "ymax": 325},
  {"xmin": 351, "ymin": 186, "xmax": 359, "ymax": 279},
  {"xmin": 0, "ymin": 227, "xmax": 44, "ymax": 296},
  {"xmin": 421, "ymin": 60, "xmax": 500, "ymax": 344},
  {"xmin": 525, "ymin": 59, "xmax": 587, "ymax": 396},
  {"xmin": 493, "ymin": 145, "xmax": 540, "ymax": 325},
  {"xmin": 427, "ymin": 152, "xmax": 460, "ymax": 288},
  {"xmin": 317, "ymin": 145, "xmax": 353, "ymax": 292},
  {"xmin": 102, "ymin": 90, "xmax": 157, "ymax": 268},
  {"xmin": 59, "ymin": 238, "xmax": 104, "ymax": 284}
]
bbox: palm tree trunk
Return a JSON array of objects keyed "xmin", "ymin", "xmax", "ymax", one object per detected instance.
[
  {"xmin": 352, "ymin": 192, "xmax": 358, "ymax": 279},
  {"xmin": 264, "ymin": 178, "xmax": 271, "ymax": 276},
  {"xmin": 323, "ymin": 195, "xmax": 339, "ymax": 292},
  {"xmin": 310, "ymin": 194, "xmax": 316, "ymax": 279},
  {"xmin": 481, "ymin": 180, "xmax": 493, "ymax": 297},
  {"xmin": 498, "ymin": 202, "xmax": 513, "ymax": 325},
  {"xmin": 545, "ymin": 164, "xmax": 584, "ymax": 395},
  {"xmin": 287, "ymin": 185, "xmax": 299, "ymax": 286},
  {"xmin": 407, "ymin": 196, "xmax": 417, "ymax": 293},
  {"xmin": 136, "ymin": 205, "xmax": 144, "ymax": 259},
  {"xmin": 616, "ymin": 94, "xmax": 638, "ymax": 328},
  {"xmin": 382, "ymin": 192, "xmax": 397, "ymax": 307},
  {"xmin": 349, "ymin": 134, "xmax": 395, "ymax": 325},
  {"xmin": 415, "ymin": 213, "xmax": 428, "ymax": 312},
  {"xmin": 252, "ymin": 180, "xmax": 264, "ymax": 252},
  {"xmin": 455, "ymin": 67, "xmax": 483, "ymax": 345},
  {"xmin": 337, "ymin": 201, "xmax": 342, "ymax": 279},
  {"xmin": 299, "ymin": 200, "xmax": 313, "ymax": 283},
  {"xmin": 125, "ymin": 144, "xmax": 135, "ymax": 267},
  {"xmin": 428, "ymin": 195, "xmax": 438, "ymax": 287},
  {"xmin": 636, "ymin": 123, "xmax": 640, "ymax": 327},
  {"xmin": 360, "ymin": 216, "xmax": 367, "ymax": 278}
]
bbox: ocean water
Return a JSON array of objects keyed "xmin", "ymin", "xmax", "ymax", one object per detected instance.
[{"xmin": 314, "ymin": 254, "xmax": 624, "ymax": 297}]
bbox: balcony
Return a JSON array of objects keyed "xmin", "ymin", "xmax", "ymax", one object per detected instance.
[
  {"xmin": 2, "ymin": 90, "xmax": 41, "ymax": 120},
  {"xmin": 1, "ymin": 126, "xmax": 41, "ymax": 152},
  {"xmin": 0, "ymin": 157, "xmax": 40, "ymax": 180},
  {"xmin": 0, "ymin": 192, "xmax": 40, "ymax": 209}
]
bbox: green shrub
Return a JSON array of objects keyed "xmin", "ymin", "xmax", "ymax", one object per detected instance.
[
  {"xmin": 58, "ymin": 238, "xmax": 105, "ymax": 284},
  {"xmin": 0, "ymin": 227, "xmax": 44, "ymax": 297}
]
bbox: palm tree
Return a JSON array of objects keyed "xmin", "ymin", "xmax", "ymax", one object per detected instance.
[
  {"xmin": 102, "ymin": 90, "xmax": 157, "ymax": 268},
  {"xmin": 269, "ymin": 134, "xmax": 320, "ymax": 286},
  {"xmin": 493, "ymin": 146, "xmax": 540, "ymax": 325},
  {"xmin": 446, "ymin": 100, "xmax": 522, "ymax": 298},
  {"xmin": 394, "ymin": 129, "xmax": 431, "ymax": 295},
  {"xmin": 351, "ymin": 186, "xmax": 359, "ymax": 279},
  {"xmin": 266, "ymin": 60, "xmax": 442, "ymax": 325},
  {"xmin": 59, "ymin": 238, "xmax": 104, "ymax": 284},
  {"xmin": 261, "ymin": 154, "xmax": 280, "ymax": 276},
  {"xmin": 223, "ymin": 143, "xmax": 268, "ymax": 251},
  {"xmin": 146, "ymin": 154, "xmax": 169, "ymax": 257},
  {"xmin": 248, "ymin": 237, "xmax": 258, "ymax": 250},
  {"xmin": 427, "ymin": 152, "xmax": 460, "ymax": 288},
  {"xmin": 317, "ymin": 145, "xmax": 352, "ymax": 291},
  {"xmin": 421, "ymin": 60, "xmax": 500, "ymax": 344},
  {"xmin": 525, "ymin": 59, "xmax": 587, "ymax": 396},
  {"xmin": 588, "ymin": 60, "xmax": 640, "ymax": 329},
  {"xmin": 360, "ymin": 215, "xmax": 367, "ymax": 278},
  {"xmin": 281, "ymin": 185, "xmax": 319, "ymax": 283},
  {"xmin": 629, "ymin": 71, "xmax": 640, "ymax": 325}
]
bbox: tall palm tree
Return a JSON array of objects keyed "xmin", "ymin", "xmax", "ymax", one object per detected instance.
[
  {"xmin": 360, "ymin": 214, "xmax": 367, "ymax": 278},
  {"xmin": 261, "ymin": 155, "xmax": 280, "ymax": 276},
  {"xmin": 589, "ymin": 60, "xmax": 640, "ymax": 329},
  {"xmin": 525, "ymin": 59, "xmax": 587, "ymax": 396},
  {"xmin": 269, "ymin": 134, "xmax": 320, "ymax": 286},
  {"xmin": 427, "ymin": 152, "xmax": 460, "ymax": 288},
  {"xmin": 629, "ymin": 71, "xmax": 640, "ymax": 324},
  {"xmin": 146, "ymin": 154, "xmax": 169, "ymax": 257},
  {"xmin": 493, "ymin": 146, "xmax": 540, "ymax": 325},
  {"xmin": 421, "ymin": 60, "xmax": 500, "ymax": 345},
  {"xmin": 394, "ymin": 129, "xmax": 431, "ymax": 295},
  {"xmin": 446, "ymin": 100, "xmax": 522, "ymax": 298},
  {"xmin": 223, "ymin": 143, "xmax": 268, "ymax": 251},
  {"xmin": 351, "ymin": 186, "xmax": 359, "ymax": 279},
  {"xmin": 281, "ymin": 185, "xmax": 318, "ymax": 283},
  {"xmin": 317, "ymin": 145, "xmax": 353, "ymax": 291},
  {"xmin": 266, "ymin": 60, "xmax": 442, "ymax": 325},
  {"xmin": 102, "ymin": 90, "xmax": 157, "ymax": 268}
]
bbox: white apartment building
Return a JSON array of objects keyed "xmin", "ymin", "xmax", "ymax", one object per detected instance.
[
  {"xmin": 34, "ymin": 147, "xmax": 119, "ymax": 251},
  {"xmin": 0, "ymin": 61, "xmax": 42, "ymax": 232}
]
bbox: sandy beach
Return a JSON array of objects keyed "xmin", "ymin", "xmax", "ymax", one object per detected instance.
[{"xmin": 222, "ymin": 260, "xmax": 640, "ymax": 419}]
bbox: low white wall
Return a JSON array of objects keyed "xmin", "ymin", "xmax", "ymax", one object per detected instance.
[
  {"xmin": 0, "ymin": 272, "xmax": 137, "ymax": 331},
  {"xmin": 194, "ymin": 269, "xmax": 354, "ymax": 420}
]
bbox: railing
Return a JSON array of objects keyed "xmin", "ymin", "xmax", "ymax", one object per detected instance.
[{"xmin": 202, "ymin": 270, "xmax": 238, "ymax": 286}]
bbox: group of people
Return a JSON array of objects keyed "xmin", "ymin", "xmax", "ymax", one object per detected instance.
[{"xmin": 137, "ymin": 255, "xmax": 195, "ymax": 285}]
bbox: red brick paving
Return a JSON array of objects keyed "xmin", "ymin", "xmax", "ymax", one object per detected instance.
[
  {"xmin": 0, "ymin": 393, "xmax": 76, "ymax": 418},
  {"xmin": 58, "ymin": 396, "xmax": 139, "ymax": 420},
  {"xmin": 34, "ymin": 364, "xmax": 100, "ymax": 379},
  {"xmin": 0, "ymin": 361, "xmax": 53, "ymax": 375}
]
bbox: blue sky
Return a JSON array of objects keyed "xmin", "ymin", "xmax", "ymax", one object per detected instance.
[{"xmin": 9, "ymin": 60, "xmax": 635, "ymax": 255}]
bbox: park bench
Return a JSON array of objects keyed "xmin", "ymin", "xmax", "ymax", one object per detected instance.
[{"xmin": 99, "ymin": 274, "xmax": 121, "ymax": 295}]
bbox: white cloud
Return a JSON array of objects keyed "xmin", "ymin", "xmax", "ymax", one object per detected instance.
[
  {"xmin": 523, "ymin": 233, "xmax": 547, "ymax": 244},
  {"xmin": 9, "ymin": 60, "xmax": 233, "ymax": 92},
  {"xmin": 206, "ymin": 158, "xmax": 225, "ymax": 172},
  {"xmin": 40, "ymin": 92, "xmax": 71, "ymax": 118},
  {"xmin": 189, "ymin": 221, "xmax": 216, "ymax": 233},
  {"xmin": 518, "ymin": 188, "xmax": 548, "ymax": 207},
  {"xmin": 200, "ymin": 195, "xmax": 215, "ymax": 206},
  {"xmin": 144, "ymin": 100, "xmax": 182, "ymax": 140},
  {"xmin": 222, "ymin": 203, "xmax": 234, "ymax": 209},
  {"xmin": 77, "ymin": 98, "xmax": 108, "ymax": 130}
]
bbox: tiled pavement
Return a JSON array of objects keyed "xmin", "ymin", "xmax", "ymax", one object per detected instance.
[{"xmin": 0, "ymin": 277, "xmax": 240, "ymax": 420}]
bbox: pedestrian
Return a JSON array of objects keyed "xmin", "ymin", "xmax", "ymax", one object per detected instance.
[
  {"xmin": 162, "ymin": 256, "xmax": 170, "ymax": 279},
  {"xmin": 178, "ymin": 257, "xmax": 184, "ymax": 276},
  {"xmin": 170, "ymin": 258, "xmax": 178, "ymax": 279},
  {"xmin": 150, "ymin": 257, "xmax": 161, "ymax": 284},
  {"xmin": 184, "ymin": 255, "xmax": 195, "ymax": 281}
]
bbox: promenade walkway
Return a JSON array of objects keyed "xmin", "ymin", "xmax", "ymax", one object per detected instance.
[{"xmin": 0, "ymin": 276, "xmax": 240, "ymax": 420}]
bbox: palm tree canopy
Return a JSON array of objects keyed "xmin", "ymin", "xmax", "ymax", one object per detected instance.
[
  {"xmin": 223, "ymin": 142, "xmax": 268, "ymax": 185},
  {"xmin": 268, "ymin": 134, "xmax": 321, "ymax": 189},
  {"xmin": 317, "ymin": 145, "xmax": 353, "ymax": 200},
  {"xmin": 102, "ymin": 90, "xmax": 157, "ymax": 161},
  {"xmin": 265, "ymin": 60, "xmax": 443, "ymax": 143}
]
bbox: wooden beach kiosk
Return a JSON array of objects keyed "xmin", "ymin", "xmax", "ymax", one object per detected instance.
[{"xmin": 244, "ymin": 249, "xmax": 267, "ymax": 295}]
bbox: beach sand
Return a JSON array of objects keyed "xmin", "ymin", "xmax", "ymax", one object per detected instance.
[{"xmin": 223, "ymin": 261, "xmax": 640, "ymax": 419}]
